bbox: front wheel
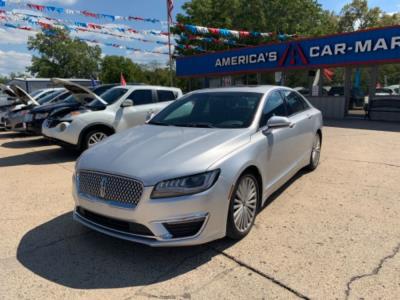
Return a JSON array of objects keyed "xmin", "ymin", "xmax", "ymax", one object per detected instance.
[
  {"xmin": 306, "ymin": 133, "xmax": 321, "ymax": 171},
  {"xmin": 83, "ymin": 130, "xmax": 109, "ymax": 150},
  {"xmin": 227, "ymin": 173, "xmax": 259, "ymax": 240}
]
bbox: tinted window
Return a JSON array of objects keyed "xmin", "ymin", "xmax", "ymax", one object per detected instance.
[
  {"xmin": 157, "ymin": 90, "xmax": 177, "ymax": 102},
  {"xmin": 259, "ymin": 91, "xmax": 287, "ymax": 126},
  {"xmin": 149, "ymin": 92, "xmax": 262, "ymax": 128},
  {"xmin": 127, "ymin": 90, "xmax": 153, "ymax": 105},
  {"xmin": 35, "ymin": 91, "xmax": 55, "ymax": 101},
  {"xmin": 93, "ymin": 85, "xmax": 116, "ymax": 95},
  {"xmin": 37, "ymin": 91, "xmax": 63, "ymax": 105},
  {"xmin": 88, "ymin": 88, "xmax": 128, "ymax": 107},
  {"xmin": 283, "ymin": 90, "xmax": 309, "ymax": 115}
]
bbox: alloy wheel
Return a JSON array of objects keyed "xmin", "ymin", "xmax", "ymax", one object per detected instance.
[
  {"xmin": 311, "ymin": 134, "xmax": 321, "ymax": 166},
  {"xmin": 233, "ymin": 176, "xmax": 258, "ymax": 233},
  {"xmin": 87, "ymin": 132, "xmax": 107, "ymax": 148}
]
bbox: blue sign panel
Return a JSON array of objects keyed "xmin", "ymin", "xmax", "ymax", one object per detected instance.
[{"xmin": 176, "ymin": 26, "xmax": 400, "ymax": 77}]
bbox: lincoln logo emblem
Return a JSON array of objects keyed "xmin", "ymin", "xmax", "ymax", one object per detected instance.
[{"xmin": 100, "ymin": 177, "xmax": 107, "ymax": 198}]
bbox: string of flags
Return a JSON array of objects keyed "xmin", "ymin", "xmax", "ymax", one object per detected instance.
[
  {"xmin": 0, "ymin": 22, "xmax": 170, "ymax": 56},
  {"xmin": 3, "ymin": 0, "xmax": 166, "ymax": 24},
  {"xmin": 175, "ymin": 23, "xmax": 297, "ymax": 41},
  {"xmin": 0, "ymin": 10, "xmax": 171, "ymax": 46}
]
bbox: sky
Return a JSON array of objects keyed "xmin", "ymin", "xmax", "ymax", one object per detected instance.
[{"xmin": 0, "ymin": 0, "xmax": 399, "ymax": 76}]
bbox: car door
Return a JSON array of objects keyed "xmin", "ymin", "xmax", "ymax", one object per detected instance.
[
  {"xmin": 254, "ymin": 90, "xmax": 296, "ymax": 191},
  {"xmin": 117, "ymin": 89, "xmax": 155, "ymax": 130},
  {"xmin": 153, "ymin": 89, "xmax": 179, "ymax": 113},
  {"xmin": 281, "ymin": 89, "xmax": 315, "ymax": 164}
]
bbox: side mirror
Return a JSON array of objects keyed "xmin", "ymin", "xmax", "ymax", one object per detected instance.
[
  {"xmin": 121, "ymin": 99, "xmax": 134, "ymax": 107},
  {"xmin": 262, "ymin": 116, "xmax": 292, "ymax": 134}
]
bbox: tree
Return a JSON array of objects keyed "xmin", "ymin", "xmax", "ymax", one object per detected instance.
[
  {"xmin": 27, "ymin": 29, "xmax": 102, "ymax": 78},
  {"xmin": 173, "ymin": 0, "xmax": 338, "ymax": 55},
  {"xmin": 99, "ymin": 55, "xmax": 145, "ymax": 84},
  {"xmin": 338, "ymin": 0, "xmax": 381, "ymax": 32}
]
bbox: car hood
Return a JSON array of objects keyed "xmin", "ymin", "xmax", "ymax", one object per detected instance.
[
  {"xmin": 31, "ymin": 101, "xmax": 79, "ymax": 114},
  {"xmin": 0, "ymin": 84, "xmax": 17, "ymax": 98},
  {"xmin": 10, "ymin": 85, "xmax": 40, "ymax": 106},
  {"xmin": 78, "ymin": 125, "xmax": 252, "ymax": 186},
  {"xmin": 52, "ymin": 78, "xmax": 107, "ymax": 105}
]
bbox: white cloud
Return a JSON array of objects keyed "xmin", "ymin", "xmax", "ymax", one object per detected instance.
[
  {"xmin": 0, "ymin": 50, "xmax": 31, "ymax": 76},
  {"xmin": 0, "ymin": 27, "xmax": 36, "ymax": 44}
]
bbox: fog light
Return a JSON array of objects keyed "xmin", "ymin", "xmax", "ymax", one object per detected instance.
[{"xmin": 59, "ymin": 122, "xmax": 70, "ymax": 132}]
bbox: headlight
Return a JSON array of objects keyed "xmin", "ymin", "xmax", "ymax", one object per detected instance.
[
  {"xmin": 35, "ymin": 113, "xmax": 49, "ymax": 120},
  {"xmin": 151, "ymin": 170, "xmax": 220, "ymax": 199}
]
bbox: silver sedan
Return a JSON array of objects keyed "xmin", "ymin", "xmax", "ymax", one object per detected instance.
[{"xmin": 73, "ymin": 86, "xmax": 323, "ymax": 246}]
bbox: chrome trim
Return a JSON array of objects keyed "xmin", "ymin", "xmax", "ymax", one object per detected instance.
[{"xmin": 77, "ymin": 169, "xmax": 144, "ymax": 209}]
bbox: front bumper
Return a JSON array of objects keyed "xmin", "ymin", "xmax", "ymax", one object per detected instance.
[
  {"xmin": 72, "ymin": 173, "xmax": 231, "ymax": 247},
  {"xmin": 42, "ymin": 119, "xmax": 82, "ymax": 146}
]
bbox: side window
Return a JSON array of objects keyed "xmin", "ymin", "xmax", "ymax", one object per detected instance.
[
  {"xmin": 127, "ymin": 89, "xmax": 154, "ymax": 105},
  {"xmin": 259, "ymin": 91, "xmax": 287, "ymax": 126},
  {"xmin": 283, "ymin": 90, "xmax": 309, "ymax": 115},
  {"xmin": 157, "ymin": 90, "xmax": 177, "ymax": 102}
]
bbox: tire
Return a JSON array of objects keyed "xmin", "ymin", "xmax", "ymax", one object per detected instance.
[
  {"xmin": 306, "ymin": 133, "xmax": 321, "ymax": 171},
  {"xmin": 82, "ymin": 129, "xmax": 110, "ymax": 151},
  {"xmin": 227, "ymin": 173, "xmax": 259, "ymax": 240}
]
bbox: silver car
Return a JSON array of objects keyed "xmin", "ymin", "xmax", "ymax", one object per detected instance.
[{"xmin": 73, "ymin": 86, "xmax": 323, "ymax": 246}]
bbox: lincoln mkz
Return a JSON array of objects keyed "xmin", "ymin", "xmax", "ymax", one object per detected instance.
[{"xmin": 73, "ymin": 86, "xmax": 323, "ymax": 246}]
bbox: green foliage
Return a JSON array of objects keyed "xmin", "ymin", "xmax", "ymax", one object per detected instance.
[
  {"xmin": 173, "ymin": 0, "xmax": 338, "ymax": 56},
  {"xmin": 27, "ymin": 29, "xmax": 102, "ymax": 78},
  {"xmin": 338, "ymin": 0, "xmax": 381, "ymax": 32},
  {"xmin": 100, "ymin": 55, "xmax": 145, "ymax": 84}
]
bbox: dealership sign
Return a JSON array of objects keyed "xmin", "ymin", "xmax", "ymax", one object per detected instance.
[{"xmin": 176, "ymin": 26, "xmax": 400, "ymax": 77}]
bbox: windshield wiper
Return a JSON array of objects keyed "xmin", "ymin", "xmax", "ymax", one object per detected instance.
[
  {"xmin": 148, "ymin": 121, "xmax": 171, "ymax": 126},
  {"xmin": 175, "ymin": 122, "xmax": 216, "ymax": 128}
]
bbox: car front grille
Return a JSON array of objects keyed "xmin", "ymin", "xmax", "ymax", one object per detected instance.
[{"xmin": 78, "ymin": 170, "xmax": 144, "ymax": 207}]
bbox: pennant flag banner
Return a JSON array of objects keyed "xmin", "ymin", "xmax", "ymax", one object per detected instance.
[
  {"xmin": 0, "ymin": 21, "xmax": 170, "ymax": 56},
  {"xmin": 0, "ymin": 10, "xmax": 171, "ymax": 46},
  {"xmin": 175, "ymin": 23, "xmax": 297, "ymax": 41},
  {"xmin": 4, "ymin": 0, "xmax": 166, "ymax": 24}
]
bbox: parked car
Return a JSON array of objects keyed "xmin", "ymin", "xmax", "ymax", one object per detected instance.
[
  {"xmin": 42, "ymin": 79, "xmax": 183, "ymax": 150},
  {"xmin": 3, "ymin": 86, "xmax": 64, "ymax": 132},
  {"xmin": 0, "ymin": 85, "xmax": 19, "ymax": 130},
  {"xmin": 72, "ymin": 86, "xmax": 323, "ymax": 246},
  {"xmin": 26, "ymin": 84, "xmax": 117, "ymax": 135},
  {"xmin": 328, "ymin": 86, "xmax": 365, "ymax": 108},
  {"xmin": 375, "ymin": 88, "xmax": 395, "ymax": 96}
]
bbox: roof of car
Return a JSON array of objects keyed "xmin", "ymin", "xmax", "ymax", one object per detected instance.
[
  {"xmin": 192, "ymin": 85, "xmax": 287, "ymax": 94},
  {"xmin": 123, "ymin": 85, "xmax": 182, "ymax": 91}
]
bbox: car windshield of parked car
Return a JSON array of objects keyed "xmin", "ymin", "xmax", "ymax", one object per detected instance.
[
  {"xmin": 86, "ymin": 87, "xmax": 128, "ymax": 107},
  {"xmin": 149, "ymin": 92, "xmax": 263, "ymax": 128},
  {"xmin": 37, "ymin": 90, "xmax": 64, "ymax": 105}
]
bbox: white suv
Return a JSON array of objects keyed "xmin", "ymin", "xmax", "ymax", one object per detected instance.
[{"xmin": 42, "ymin": 79, "xmax": 183, "ymax": 150}]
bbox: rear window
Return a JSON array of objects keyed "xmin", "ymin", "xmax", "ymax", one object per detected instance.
[{"xmin": 157, "ymin": 90, "xmax": 177, "ymax": 102}]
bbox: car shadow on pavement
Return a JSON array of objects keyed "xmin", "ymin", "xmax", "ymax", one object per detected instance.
[
  {"xmin": 15, "ymin": 171, "xmax": 307, "ymax": 290},
  {"xmin": 0, "ymin": 132, "xmax": 31, "ymax": 139},
  {"xmin": 2, "ymin": 137, "xmax": 51, "ymax": 149},
  {"xmin": 324, "ymin": 119, "xmax": 400, "ymax": 132},
  {"xmin": 0, "ymin": 148, "xmax": 79, "ymax": 167},
  {"xmin": 16, "ymin": 212, "xmax": 233, "ymax": 289}
]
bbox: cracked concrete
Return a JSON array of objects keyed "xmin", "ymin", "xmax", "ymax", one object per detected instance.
[
  {"xmin": 1, "ymin": 119, "xmax": 400, "ymax": 299},
  {"xmin": 345, "ymin": 241, "xmax": 400, "ymax": 299}
]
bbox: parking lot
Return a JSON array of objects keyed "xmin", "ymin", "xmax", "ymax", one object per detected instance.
[{"xmin": 0, "ymin": 119, "xmax": 399, "ymax": 300}]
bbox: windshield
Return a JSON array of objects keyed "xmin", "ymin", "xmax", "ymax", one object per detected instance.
[
  {"xmin": 29, "ymin": 89, "xmax": 43, "ymax": 98},
  {"xmin": 149, "ymin": 92, "xmax": 263, "ymax": 129},
  {"xmin": 37, "ymin": 90, "xmax": 64, "ymax": 105},
  {"xmin": 87, "ymin": 87, "xmax": 128, "ymax": 107}
]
